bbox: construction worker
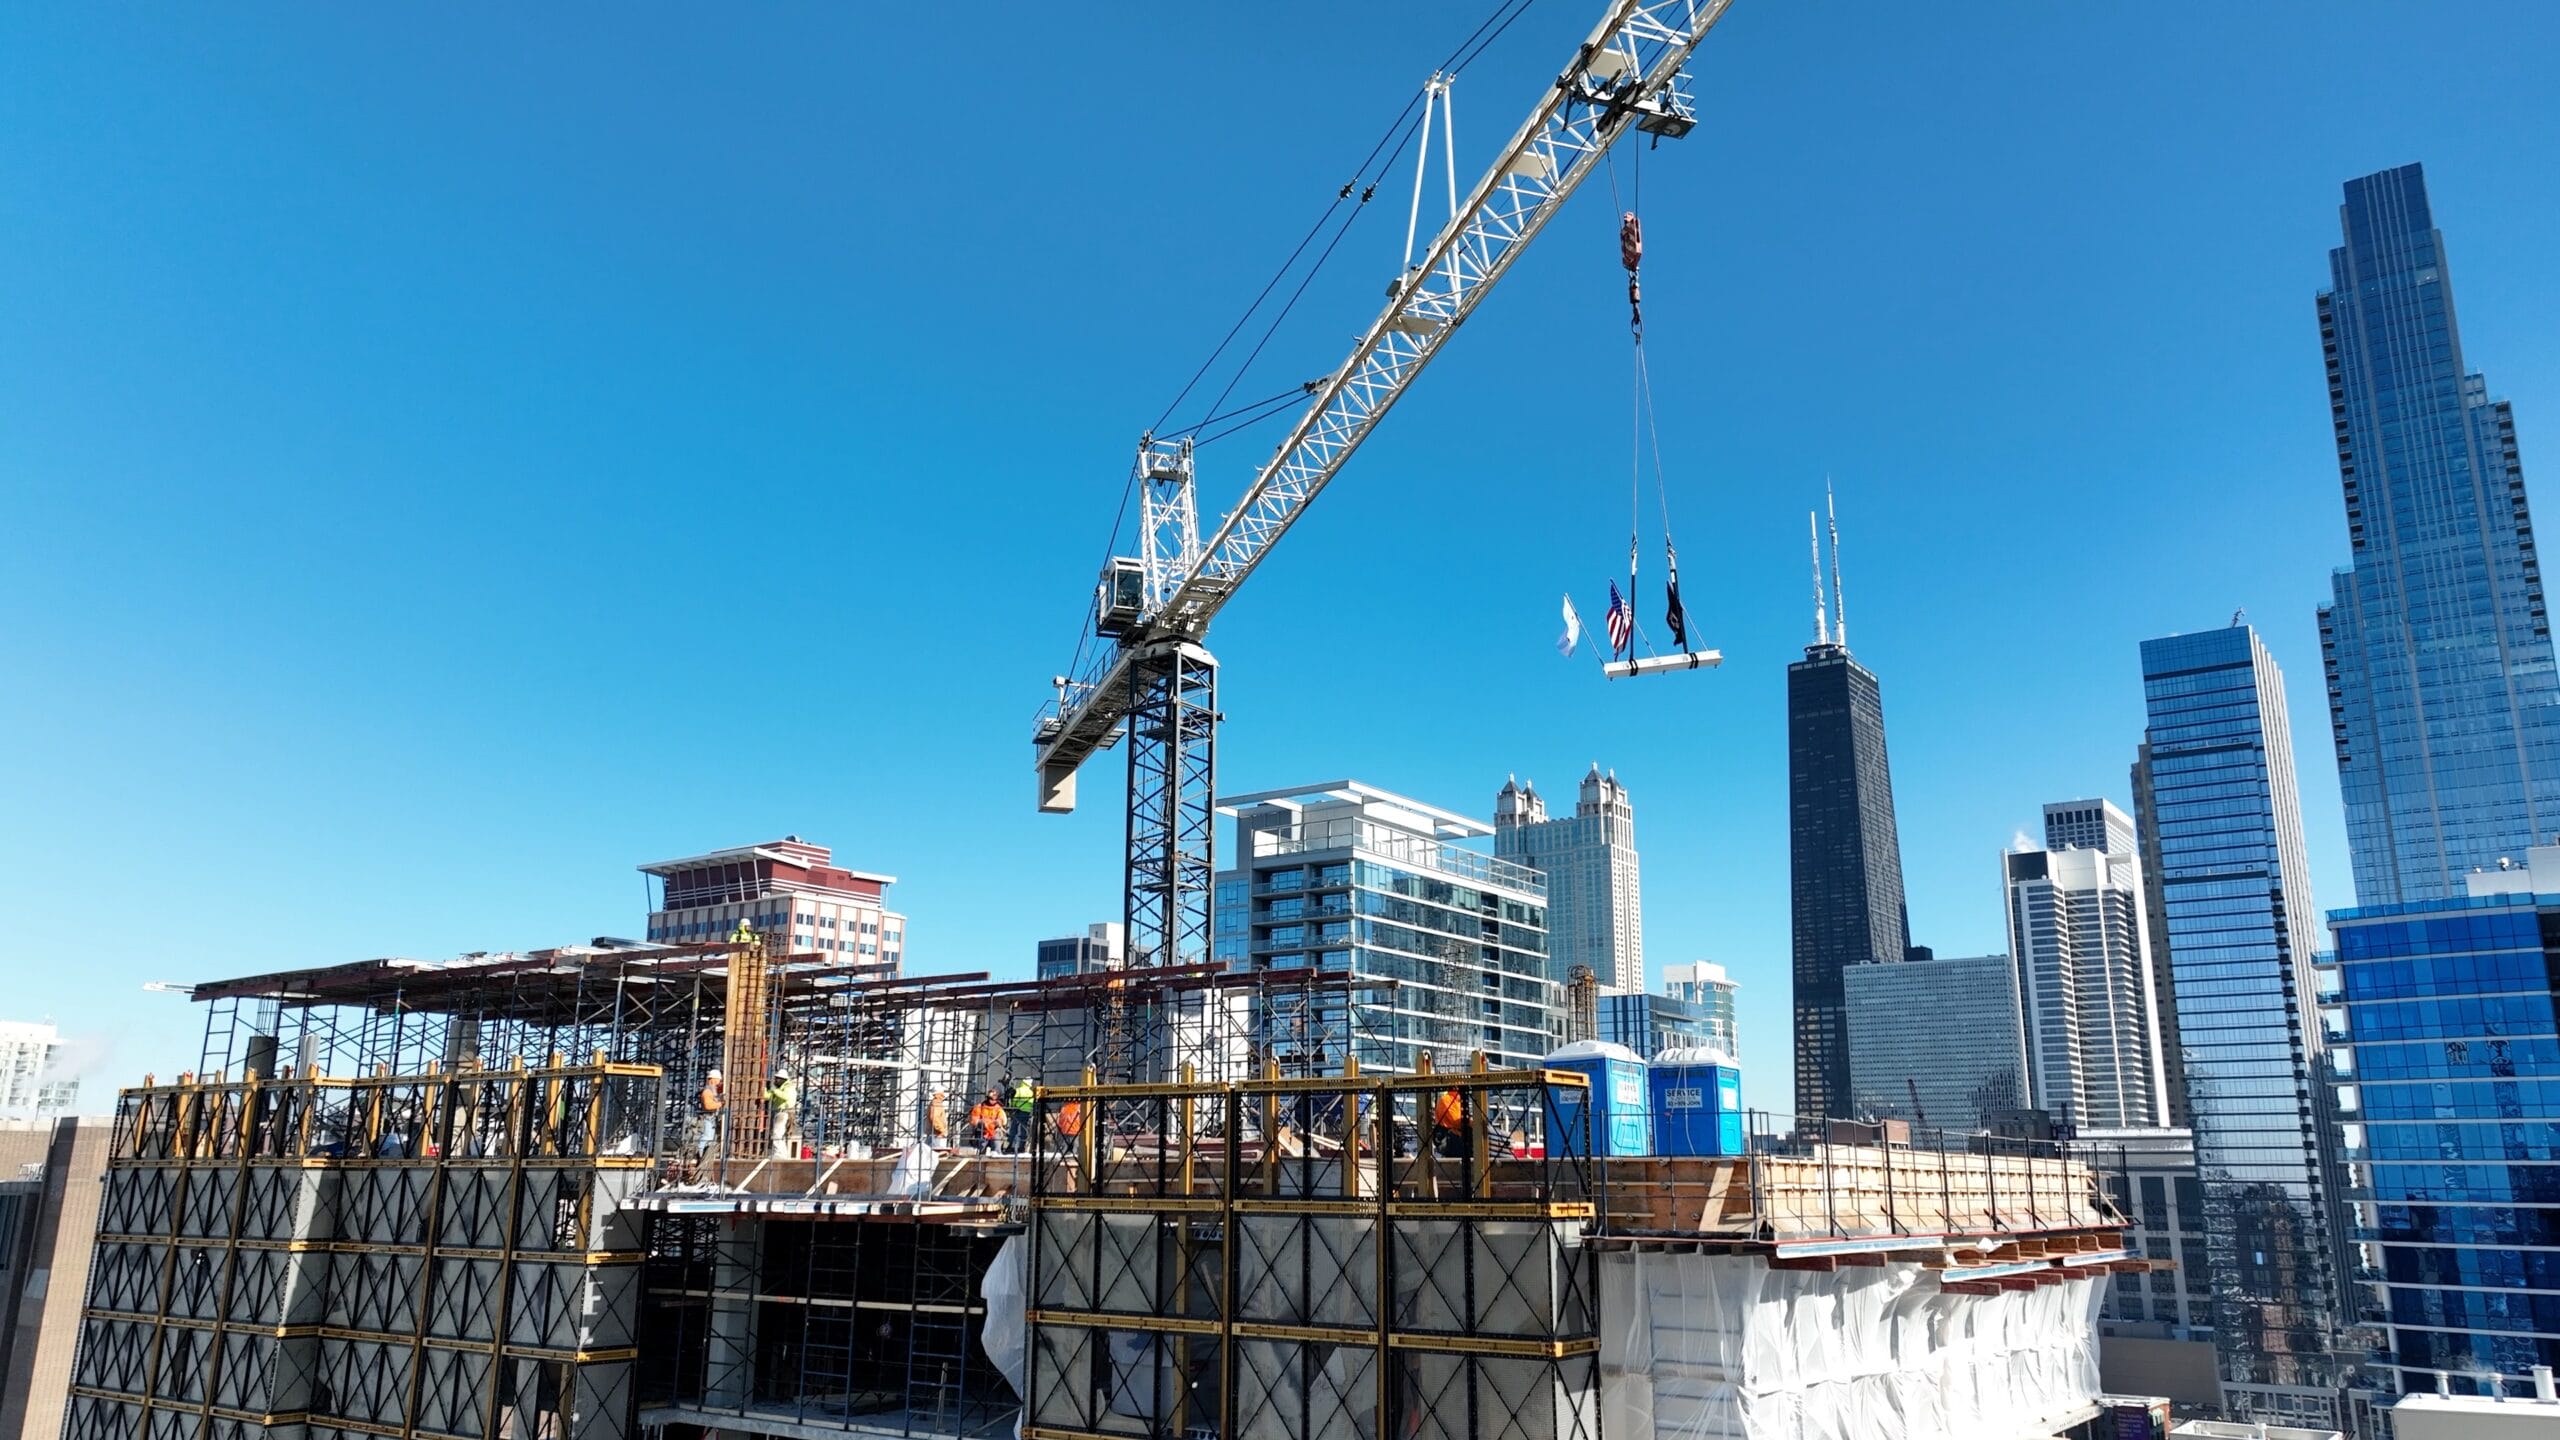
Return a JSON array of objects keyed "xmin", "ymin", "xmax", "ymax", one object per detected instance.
[
  {"xmin": 968, "ymin": 1089, "xmax": 1006, "ymax": 1151},
  {"xmin": 1006, "ymin": 1076, "xmax": 1036, "ymax": 1154},
  {"xmin": 697, "ymin": 1069, "xmax": 726, "ymax": 1157},
  {"xmin": 1430, "ymin": 1085, "xmax": 1470, "ymax": 1160},
  {"xmin": 925, "ymin": 1090, "xmax": 950, "ymax": 1145},
  {"xmin": 765, "ymin": 1069, "xmax": 798, "ymax": 1159}
]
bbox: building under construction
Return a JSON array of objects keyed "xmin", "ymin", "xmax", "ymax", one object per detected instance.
[{"xmin": 56, "ymin": 933, "xmax": 2142, "ymax": 1440}]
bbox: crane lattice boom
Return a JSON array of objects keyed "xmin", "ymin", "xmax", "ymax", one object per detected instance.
[{"xmin": 1036, "ymin": 0, "xmax": 1735, "ymax": 815}]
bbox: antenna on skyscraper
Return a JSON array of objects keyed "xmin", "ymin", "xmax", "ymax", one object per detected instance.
[
  {"xmin": 1827, "ymin": 480, "xmax": 1848, "ymax": 652},
  {"xmin": 1809, "ymin": 511, "xmax": 1829, "ymax": 646}
]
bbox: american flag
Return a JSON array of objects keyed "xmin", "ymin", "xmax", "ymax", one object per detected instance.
[{"xmin": 1605, "ymin": 582, "xmax": 1632, "ymax": 654}]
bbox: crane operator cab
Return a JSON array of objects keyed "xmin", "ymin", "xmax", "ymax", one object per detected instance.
[{"xmin": 1093, "ymin": 558, "xmax": 1145, "ymax": 637}]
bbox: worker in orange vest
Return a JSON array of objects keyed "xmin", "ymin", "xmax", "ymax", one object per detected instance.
[
  {"xmin": 1430, "ymin": 1087, "xmax": 1470, "ymax": 1160},
  {"xmin": 968, "ymin": 1090, "xmax": 1006, "ymax": 1151}
]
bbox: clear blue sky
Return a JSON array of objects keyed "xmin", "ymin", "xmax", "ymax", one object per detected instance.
[{"xmin": 5, "ymin": 3, "xmax": 2557, "ymax": 1103}]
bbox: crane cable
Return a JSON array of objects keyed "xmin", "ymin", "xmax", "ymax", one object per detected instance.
[{"xmin": 1606, "ymin": 142, "xmax": 1689, "ymax": 661}]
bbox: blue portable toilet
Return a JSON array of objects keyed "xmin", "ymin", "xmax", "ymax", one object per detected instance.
[
  {"xmin": 1649, "ymin": 1047, "xmax": 1744, "ymax": 1156},
  {"xmin": 1542, "ymin": 1040, "xmax": 1651, "ymax": 1158}
]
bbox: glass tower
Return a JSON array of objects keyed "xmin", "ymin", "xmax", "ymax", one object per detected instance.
[
  {"xmin": 2139, "ymin": 624, "xmax": 2350, "ymax": 1422},
  {"xmin": 2317, "ymin": 162, "xmax": 2559, "ymax": 906},
  {"xmin": 1788, "ymin": 637, "xmax": 1912, "ymax": 1121},
  {"xmin": 2330, "ymin": 855, "xmax": 2560, "ymax": 1394},
  {"xmin": 1212, "ymin": 781, "xmax": 1557, "ymax": 1073}
]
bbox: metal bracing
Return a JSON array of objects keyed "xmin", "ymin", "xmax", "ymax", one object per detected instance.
[
  {"xmin": 64, "ymin": 1061, "xmax": 660, "ymax": 1440},
  {"xmin": 1021, "ymin": 1066, "xmax": 1604, "ymax": 1440}
]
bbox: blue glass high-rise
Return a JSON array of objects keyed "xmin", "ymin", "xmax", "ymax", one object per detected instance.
[
  {"xmin": 2330, "ymin": 868, "xmax": 2560, "ymax": 1393},
  {"xmin": 2318, "ymin": 163, "xmax": 2559, "ymax": 906},
  {"xmin": 2138, "ymin": 624, "xmax": 2351, "ymax": 1423}
]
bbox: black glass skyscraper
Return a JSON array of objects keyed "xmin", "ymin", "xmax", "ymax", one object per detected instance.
[
  {"xmin": 2318, "ymin": 163, "xmax": 2559, "ymax": 905},
  {"xmin": 1788, "ymin": 512, "xmax": 1910, "ymax": 1121}
]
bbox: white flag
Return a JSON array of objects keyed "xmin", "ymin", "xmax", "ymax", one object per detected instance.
[{"xmin": 1558, "ymin": 594, "xmax": 1584, "ymax": 658}]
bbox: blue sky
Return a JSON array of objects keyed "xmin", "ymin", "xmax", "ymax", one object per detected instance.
[{"xmin": 4, "ymin": 3, "xmax": 2557, "ymax": 1102}]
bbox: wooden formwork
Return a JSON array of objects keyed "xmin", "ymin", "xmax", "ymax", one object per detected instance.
[{"xmin": 1600, "ymin": 1144, "xmax": 2117, "ymax": 1242}]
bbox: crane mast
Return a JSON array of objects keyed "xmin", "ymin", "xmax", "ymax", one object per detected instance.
[{"xmin": 1035, "ymin": 0, "xmax": 1737, "ymax": 1007}]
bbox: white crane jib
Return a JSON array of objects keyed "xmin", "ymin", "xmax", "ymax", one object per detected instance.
[{"xmin": 1034, "ymin": 0, "xmax": 1736, "ymax": 987}]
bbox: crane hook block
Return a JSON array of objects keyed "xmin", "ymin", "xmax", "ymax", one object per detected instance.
[{"xmin": 1619, "ymin": 212, "xmax": 1643, "ymax": 274}]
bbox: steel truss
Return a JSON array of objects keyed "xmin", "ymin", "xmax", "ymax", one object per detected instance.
[
  {"xmin": 1022, "ymin": 1065, "xmax": 1603, "ymax": 1440},
  {"xmin": 64, "ymin": 1060, "xmax": 662, "ymax": 1440}
]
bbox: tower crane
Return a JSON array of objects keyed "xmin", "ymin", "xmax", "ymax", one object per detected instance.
[{"xmin": 1033, "ymin": 0, "xmax": 1740, "ymax": 1010}]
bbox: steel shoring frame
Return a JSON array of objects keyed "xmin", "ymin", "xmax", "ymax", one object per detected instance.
[{"xmin": 1024, "ymin": 1069, "xmax": 1602, "ymax": 1440}]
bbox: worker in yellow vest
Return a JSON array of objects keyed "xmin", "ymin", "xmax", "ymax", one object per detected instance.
[{"xmin": 1006, "ymin": 1077, "xmax": 1036, "ymax": 1155}]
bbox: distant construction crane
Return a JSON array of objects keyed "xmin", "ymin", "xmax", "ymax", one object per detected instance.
[
  {"xmin": 1906, "ymin": 1076, "xmax": 1928, "ymax": 1129},
  {"xmin": 1033, "ymin": 0, "xmax": 1740, "ymax": 1017}
]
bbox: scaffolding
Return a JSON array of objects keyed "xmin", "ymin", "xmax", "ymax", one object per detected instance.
[{"xmin": 182, "ymin": 943, "xmax": 1378, "ymax": 1186}]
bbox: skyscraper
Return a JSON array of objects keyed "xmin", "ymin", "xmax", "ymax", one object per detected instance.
[
  {"xmin": 2002, "ymin": 799, "xmax": 2170, "ymax": 1129},
  {"xmin": 1790, "ymin": 501, "xmax": 1911, "ymax": 1120},
  {"xmin": 1493, "ymin": 765, "xmax": 1643, "ymax": 992},
  {"xmin": 2139, "ymin": 624, "xmax": 2349, "ymax": 1423},
  {"xmin": 2316, "ymin": 162, "xmax": 2560, "ymax": 906}
]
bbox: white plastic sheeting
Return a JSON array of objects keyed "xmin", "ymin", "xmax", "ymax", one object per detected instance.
[
  {"xmin": 979, "ymin": 1233, "xmax": 1028, "ymax": 1396},
  {"xmin": 886, "ymin": 1142, "xmax": 942, "ymax": 1198},
  {"xmin": 1598, "ymin": 1251, "xmax": 2103, "ymax": 1440}
]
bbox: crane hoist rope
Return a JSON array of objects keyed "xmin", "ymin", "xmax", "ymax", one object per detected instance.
[{"xmin": 1582, "ymin": 142, "xmax": 1720, "ymax": 682}]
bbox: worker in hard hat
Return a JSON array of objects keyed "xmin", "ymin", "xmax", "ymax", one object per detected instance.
[
  {"xmin": 697, "ymin": 1069, "xmax": 726, "ymax": 1157},
  {"xmin": 925, "ymin": 1090, "xmax": 950, "ymax": 1146},
  {"xmin": 1006, "ymin": 1076, "xmax": 1036, "ymax": 1155},
  {"xmin": 765, "ymin": 1069, "xmax": 799, "ymax": 1159},
  {"xmin": 968, "ymin": 1089, "xmax": 1006, "ymax": 1151}
]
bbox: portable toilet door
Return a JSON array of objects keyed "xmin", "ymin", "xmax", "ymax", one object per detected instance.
[
  {"xmin": 1542, "ymin": 1040, "xmax": 1651, "ymax": 1158},
  {"xmin": 1650, "ymin": 1047, "xmax": 1743, "ymax": 1157}
]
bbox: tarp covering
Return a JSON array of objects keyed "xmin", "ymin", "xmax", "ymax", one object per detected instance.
[
  {"xmin": 1598, "ymin": 1251, "xmax": 2102, "ymax": 1440},
  {"xmin": 980, "ymin": 1233, "xmax": 1028, "ymax": 1396}
]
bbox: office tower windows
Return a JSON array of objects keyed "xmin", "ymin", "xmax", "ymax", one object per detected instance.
[
  {"xmin": 2316, "ymin": 163, "xmax": 2560, "ymax": 905},
  {"xmin": 2140, "ymin": 624, "xmax": 2348, "ymax": 1423},
  {"xmin": 2004, "ymin": 799, "xmax": 2170, "ymax": 1129}
]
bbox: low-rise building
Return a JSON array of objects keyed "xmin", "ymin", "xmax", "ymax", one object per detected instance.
[{"xmin": 642, "ymin": 836, "xmax": 906, "ymax": 975}]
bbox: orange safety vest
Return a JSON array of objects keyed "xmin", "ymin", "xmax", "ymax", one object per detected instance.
[
  {"xmin": 1057, "ymin": 1101, "xmax": 1085, "ymax": 1138},
  {"xmin": 1433, "ymin": 1090, "xmax": 1465, "ymax": 1131}
]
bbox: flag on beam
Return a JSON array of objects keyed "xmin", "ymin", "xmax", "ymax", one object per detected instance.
[
  {"xmin": 1605, "ymin": 582, "xmax": 1632, "ymax": 656},
  {"xmin": 1558, "ymin": 594, "xmax": 1584, "ymax": 658},
  {"xmin": 1664, "ymin": 541, "xmax": 1689, "ymax": 651}
]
